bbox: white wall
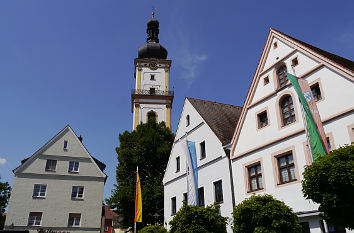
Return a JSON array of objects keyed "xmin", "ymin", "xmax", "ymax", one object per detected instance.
[{"xmin": 164, "ymin": 99, "xmax": 235, "ymax": 232}]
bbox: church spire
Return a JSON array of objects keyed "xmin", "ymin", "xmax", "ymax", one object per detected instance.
[{"xmin": 138, "ymin": 13, "xmax": 168, "ymax": 59}]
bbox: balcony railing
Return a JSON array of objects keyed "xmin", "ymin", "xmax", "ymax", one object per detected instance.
[{"xmin": 131, "ymin": 89, "xmax": 174, "ymax": 97}]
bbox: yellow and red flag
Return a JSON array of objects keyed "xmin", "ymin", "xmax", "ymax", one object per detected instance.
[{"xmin": 134, "ymin": 170, "xmax": 142, "ymax": 223}]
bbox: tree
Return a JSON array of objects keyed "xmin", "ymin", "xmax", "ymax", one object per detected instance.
[
  {"xmin": 138, "ymin": 225, "xmax": 167, "ymax": 233},
  {"xmin": 0, "ymin": 178, "xmax": 11, "ymax": 229},
  {"xmin": 106, "ymin": 119, "xmax": 174, "ymax": 229},
  {"xmin": 302, "ymin": 144, "xmax": 354, "ymax": 229},
  {"xmin": 232, "ymin": 194, "xmax": 301, "ymax": 233},
  {"xmin": 169, "ymin": 204, "xmax": 227, "ymax": 233}
]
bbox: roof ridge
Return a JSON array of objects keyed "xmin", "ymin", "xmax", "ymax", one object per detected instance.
[
  {"xmin": 186, "ymin": 97, "xmax": 242, "ymax": 109},
  {"xmin": 271, "ymin": 28, "xmax": 354, "ymax": 72}
]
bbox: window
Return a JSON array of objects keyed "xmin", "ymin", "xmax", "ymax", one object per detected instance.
[
  {"xmin": 273, "ymin": 42, "xmax": 278, "ymax": 49},
  {"xmin": 33, "ymin": 184, "xmax": 47, "ymax": 198},
  {"xmin": 277, "ymin": 65, "xmax": 288, "ymax": 88},
  {"xmin": 200, "ymin": 141, "xmax": 206, "ymax": 159},
  {"xmin": 327, "ymin": 137, "xmax": 332, "ymax": 152},
  {"xmin": 149, "ymin": 88, "xmax": 155, "ymax": 95},
  {"xmin": 69, "ymin": 161, "xmax": 80, "ymax": 173},
  {"xmin": 68, "ymin": 213, "xmax": 81, "ymax": 227},
  {"xmin": 186, "ymin": 115, "xmax": 190, "ymax": 126},
  {"xmin": 257, "ymin": 111, "xmax": 268, "ymax": 128},
  {"xmin": 71, "ymin": 186, "xmax": 84, "ymax": 199},
  {"xmin": 150, "ymin": 74, "xmax": 155, "ymax": 80},
  {"xmin": 176, "ymin": 156, "xmax": 180, "ymax": 172},
  {"xmin": 64, "ymin": 140, "xmax": 68, "ymax": 150},
  {"xmin": 311, "ymin": 83, "xmax": 322, "ymax": 102},
  {"xmin": 291, "ymin": 57, "xmax": 299, "ymax": 67},
  {"xmin": 214, "ymin": 180, "xmax": 223, "ymax": 204},
  {"xmin": 147, "ymin": 111, "xmax": 156, "ymax": 121},
  {"xmin": 277, "ymin": 153, "xmax": 296, "ymax": 184},
  {"xmin": 280, "ymin": 95, "xmax": 296, "ymax": 126},
  {"xmin": 183, "ymin": 193, "xmax": 187, "ymax": 204},
  {"xmin": 45, "ymin": 159, "xmax": 57, "ymax": 172},
  {"xmin": 171, "ymin": 197, "xmax": 176, "ymax": 215},
  {"xmin": 263, "ymin": 76, "xmax": 269, "ymax": 85},
  {"xmin": 248, "ymin": 163, "xmax": 263, "ymax": 192},
  {"xmin": 28, "ymin": 212, "xmax": 42, "ymax": 226},
  {"xmin": 198, "ymin": 187, "xmax": 204, "ymax": 207},
  {"xmin": 300, "ymin": 222, "xmax": 310, "ymax": 233}
]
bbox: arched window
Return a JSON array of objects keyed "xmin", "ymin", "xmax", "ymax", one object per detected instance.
[
  {"xmin": 147, "ymin": 111, "xmax": 157, "ymax": 121},
  {"xmin": 186, "ymin": 115, "xmax": 190, "ymax": 126},
  {"xmin": 277, "ymin": 65, "xmax": 288, "ymax": 88},
  {"xmin": 280, "ymin": 95, "xmax": 296, "ymax": 126}
]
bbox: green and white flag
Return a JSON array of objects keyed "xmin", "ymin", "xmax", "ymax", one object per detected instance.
[{"xmin": 286, "ymin": 72, "xmax": 326, "ymax": 160}]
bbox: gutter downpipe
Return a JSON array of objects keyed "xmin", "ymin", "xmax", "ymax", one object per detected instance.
[{"xmin": 223, "ymin": 143, "xmax": 236, "ymax": 207}]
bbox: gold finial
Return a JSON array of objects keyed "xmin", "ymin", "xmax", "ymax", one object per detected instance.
[{"xmin": 152, "ymin": 6, "xmax": 157, "ymax": 18}]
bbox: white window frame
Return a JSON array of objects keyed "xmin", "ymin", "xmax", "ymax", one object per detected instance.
[
  {"xmin": 33, "ymin": 184, "xmax": 47, "ymax": 198},
  {"xmin": 71, "ymin": 186, "xmax": 84, "ymax": 200},
  {"xmin": 28, "ymin": 212, "xmax": 42, "ymax": 226},
  {"xmin": 68, "ymin": 161, "xmax": 80, "ymax": 173},
  {"xmin": 68, "ymin": 213, "xmax": 81, "ymax": 227},
  {"xmin": 45, "ymin": 159, "xmax": 57, "ymax": 172},
  {"xmin": 64, "ymin": 140, "xmax": 68, "ymax": 150}
]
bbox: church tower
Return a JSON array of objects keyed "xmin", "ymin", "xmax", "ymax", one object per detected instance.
[{"xmin": 131, "ymin": 15, "xmax": 174, "ymax": 130}]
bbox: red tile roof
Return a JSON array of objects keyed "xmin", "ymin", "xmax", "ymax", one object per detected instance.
[
  {"xmin": 103, "ymin": 205, "xmax": 118, "ymax": 219},
  {"xmin": 187, "ymin": 98, "xmax": 242, "ymax": 145},
  {"xmin": 272, "ymin": 28, "xmax": 354, "ymax": 72}
]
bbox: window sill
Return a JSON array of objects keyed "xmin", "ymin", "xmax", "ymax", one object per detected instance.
[
  {"xmin": 278, "ymin": 179, "xmax": 297, "ymax": 186},
  {"xmin": 247, "ymin": 188, "xmax": 264, "ymax": 193},
  {"xmin": 200, "ymin": 157, "xmax": 206, "ymax": 160},
  {"xmin": 68, "ymin": 171, "xmax": 79, "ymax": 174},
  {"xmin": 71, "ymin": 198, "xmax": 84, "ymax": 201},
  {"xmin": 33, "ymin": 196, "xmax": 46, "ymax": 199},
  {"xmin": 45, "ymin": 170, "xmax": 56, "ymax": 173}
]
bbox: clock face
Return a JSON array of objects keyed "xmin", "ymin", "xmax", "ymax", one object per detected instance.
[{"xmin": 149, "ymin": 61, "xmax": 158, "ymax": 70}]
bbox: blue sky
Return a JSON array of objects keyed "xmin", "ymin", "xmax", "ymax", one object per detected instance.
[{"xmin": 0, "ymin": 0, "xmax": 353, "ymax": 200}]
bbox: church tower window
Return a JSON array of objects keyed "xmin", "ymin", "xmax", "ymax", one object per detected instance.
[{"xmin": 147, "ymin": 111, "xmax": 157, "ymax": 121}]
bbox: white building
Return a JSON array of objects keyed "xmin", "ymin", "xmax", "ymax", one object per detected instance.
[
  {"xmin": 5, "ymin": 125, "xmax": 107, "ymax": 233},
  {"xmin": 230, "ymin": 29, "xmax": 354, "ymax": 233},
  {"xmin": 163, "ymin": 97, "xmax": 242, "ymax": 232},
  {"xmin": 131, "ymin": 17, "xmax": 174, "ymax": 130}
]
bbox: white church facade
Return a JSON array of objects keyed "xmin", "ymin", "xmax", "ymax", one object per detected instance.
[{"xmin": 163, "ymin": 28, "xmax": 354, "ymax": 233}]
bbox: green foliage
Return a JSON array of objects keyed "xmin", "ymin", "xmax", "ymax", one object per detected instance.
[
  {"xmin": 232, "ymin": 194, "xmax": 301, "ymax": 233},
  {"xmin": 106, "ymin": 119, "xmax": 174, "ymax": 229},
  {"xmin": 0, "ymin": 177, "xmax": 11, "ymax": 229},
  {"xmin": 138, "ymin": 225, "xmax": 167, "ymax": 233},
  {"xmin": 169, "ymin": 204, "xmax": 227, "ymax": 233},
  {"xmin": 302, "ymin": 144, "xmax": 354, "ymax": 229}
]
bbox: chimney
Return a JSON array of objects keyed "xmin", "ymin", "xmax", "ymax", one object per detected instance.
[{"xmin": 78, "ymin": 135, "xmax": 83, "ymax": 143}]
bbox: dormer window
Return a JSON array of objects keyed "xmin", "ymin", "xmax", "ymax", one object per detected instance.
[
  {"xmin": 150, "ymin": 74, "xmax": 155, "ymax": 80},
  {"xmin": 186, "ymin": 115, "xmax": 190, "ymax": 126},
  {"xmin": 64, "ymin": 140, "xmax": 68, "ymax": 150}
]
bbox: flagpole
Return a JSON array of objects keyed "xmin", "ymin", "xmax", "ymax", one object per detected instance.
[{"xmin": 134, "ymin": 166, "xmax": 138, "ymax": 233}]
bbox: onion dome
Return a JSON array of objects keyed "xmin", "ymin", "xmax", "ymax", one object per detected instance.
[{"xmin": 138, "ymin": 18, "xmax": 168, "ymax": 59}]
